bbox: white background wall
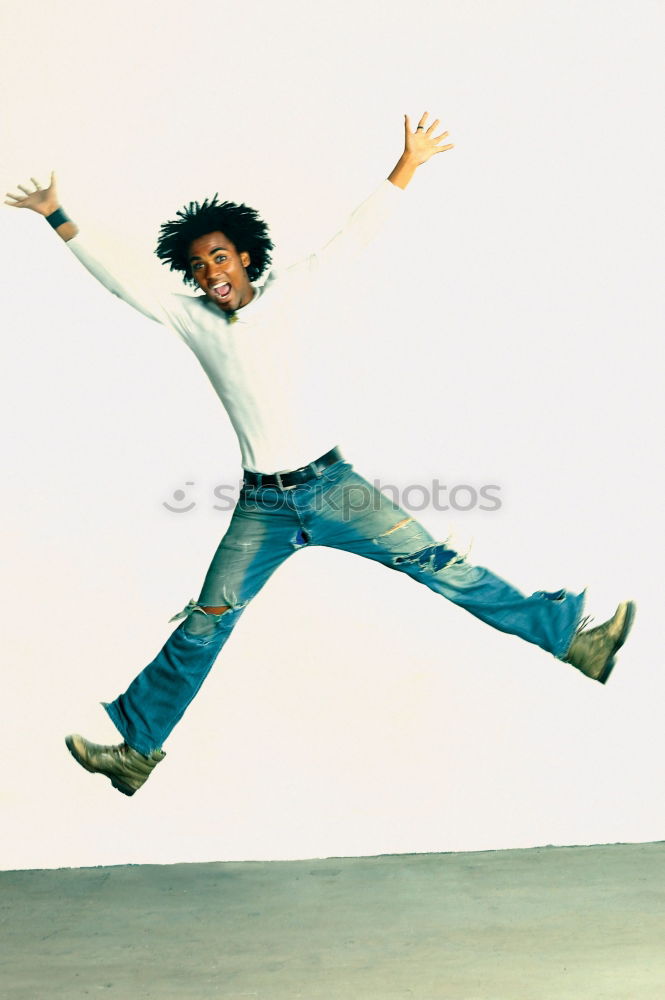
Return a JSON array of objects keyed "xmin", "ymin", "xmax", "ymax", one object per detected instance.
[{"xmin": 1, "ymin": 0, "xmax": 663, "ymax": 871}]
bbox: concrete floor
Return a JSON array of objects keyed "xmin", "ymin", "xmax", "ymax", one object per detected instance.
[{"xmin": 2, "ymin": 843, "xmax": 665, "ymax": 999}]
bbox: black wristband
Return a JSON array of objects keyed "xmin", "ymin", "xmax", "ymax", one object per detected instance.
[{"xmin": 46, "ymin": 207, "xmax": 70, "ymax": 229}]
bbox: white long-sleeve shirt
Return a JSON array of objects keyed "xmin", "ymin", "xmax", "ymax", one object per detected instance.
[{"xmin": 67, "ymin": 179, "xmax": 404, "ymax": 473}]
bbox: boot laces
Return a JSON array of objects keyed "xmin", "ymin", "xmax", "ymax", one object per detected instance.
[{"xmin": 575, "ymin": 614, "xmax": 595, "ymax": 635}]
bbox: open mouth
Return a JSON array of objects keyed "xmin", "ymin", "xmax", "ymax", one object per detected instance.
[{"xmin": 211, "ymin": 282, "xmax": 232, "ymax": 302}]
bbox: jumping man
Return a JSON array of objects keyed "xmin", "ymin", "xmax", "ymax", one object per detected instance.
[{"xmin": 6, "ymin": 111, "xmax": 636, "ymax": 797}]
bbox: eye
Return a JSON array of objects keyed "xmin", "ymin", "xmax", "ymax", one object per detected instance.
[{"xmin": 215, "ymin": 254, "xmax": 227, "ymax": 262}]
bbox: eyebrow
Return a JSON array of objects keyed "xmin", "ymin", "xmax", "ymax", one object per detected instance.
[{"xmin": 189, "ymin": 246, "xmax": 229, "ymax": 262}]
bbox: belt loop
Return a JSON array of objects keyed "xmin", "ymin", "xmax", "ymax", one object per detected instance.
[{"xmin": 274, "ymin": 471, "xmax": 283, "ymax": 490}]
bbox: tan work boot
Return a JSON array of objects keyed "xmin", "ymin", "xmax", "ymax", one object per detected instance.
[
  {"xmin": 563, "ymin": 600, "xmax": 636, "ymax": 683},
  {"xmin": 65, "ymin": 734, "xmax": 165, "ymax": 796}
]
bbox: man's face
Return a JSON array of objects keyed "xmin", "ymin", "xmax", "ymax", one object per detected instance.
[{"xmin": 188, "ymin": 231, "xmax": 254, "ymax": 312}]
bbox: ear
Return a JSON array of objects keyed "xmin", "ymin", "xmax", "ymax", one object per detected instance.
[{"xmin": 240, "ymin": 250, "xmax": 251, "ymax": 270}]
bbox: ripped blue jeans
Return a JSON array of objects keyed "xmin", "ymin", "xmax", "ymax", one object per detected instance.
[{"xmin": 104, "ymin": 457, "xmax": 585, "ymax": 755}]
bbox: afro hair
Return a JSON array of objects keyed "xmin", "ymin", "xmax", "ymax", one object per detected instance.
[{"xmin": 155, "ymin": 194, "xmax": 274, "ymax": 287}]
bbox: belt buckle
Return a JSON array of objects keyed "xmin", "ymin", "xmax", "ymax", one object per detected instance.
[
  {"xmin": 274, "ymin": 470, "xmax": 298, "ymax": 490},
  {"xmin": 274, "ymin": 458, "xmax": 324, "ymax": 490}
]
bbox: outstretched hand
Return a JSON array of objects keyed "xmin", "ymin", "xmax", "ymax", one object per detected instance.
[
  {"xmin": 5, "ymin": 171, "xmax": 59, "ymax": 216},
  {"xmin": 403, "ymin": 111, "xmax": 454, "ymax": 165},
  {"xmin": 388, "ymin": 111, "xmax": 454, "ymax": 189}
]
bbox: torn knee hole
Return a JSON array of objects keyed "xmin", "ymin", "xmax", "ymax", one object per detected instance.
[
  {"xmin": 179, "ymin": 604, "xmax": 233, "ymax": 639},
  {"xmin": 168, "ymin": 598, "xmax": 233, "ymax": 625}
]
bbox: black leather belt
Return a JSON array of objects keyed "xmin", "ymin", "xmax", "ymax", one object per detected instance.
[{"xmin": 243, "ymin": 446, "xmax": 343, "ymax": 489}]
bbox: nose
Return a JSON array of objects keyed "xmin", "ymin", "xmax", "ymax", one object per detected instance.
[{"xmin": 206, "ymin": 264, "xmax": 225, "ymax": 282}]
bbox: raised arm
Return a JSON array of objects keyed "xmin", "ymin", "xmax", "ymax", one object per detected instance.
[
  {"xmin": 5, "ymin": 172, "xmax": 188, "ymax": 330},
  {"xmin": 288, "ymin": 110, "xmax": 454, "ymax": 278}
]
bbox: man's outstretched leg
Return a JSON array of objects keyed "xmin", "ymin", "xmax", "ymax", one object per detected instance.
[
  {"xmin": 65, "ymin": 491, "xmax": 304, "ymax": 794},
  {"xmin": 309, "ymin": 464, "xmax": 636, "ymax": 679},
  {"xmin": 65, "ymin": 600, "xmax": 242, "ymax": 796}
]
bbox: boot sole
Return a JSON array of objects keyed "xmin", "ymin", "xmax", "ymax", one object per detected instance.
[
  {"xmin": 597, "ymin": 600, "xmax": 636, "ymax": 684},
  {"xmin": 65, "ymin": 736, "xmax": 137, "ymax": 796}
]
